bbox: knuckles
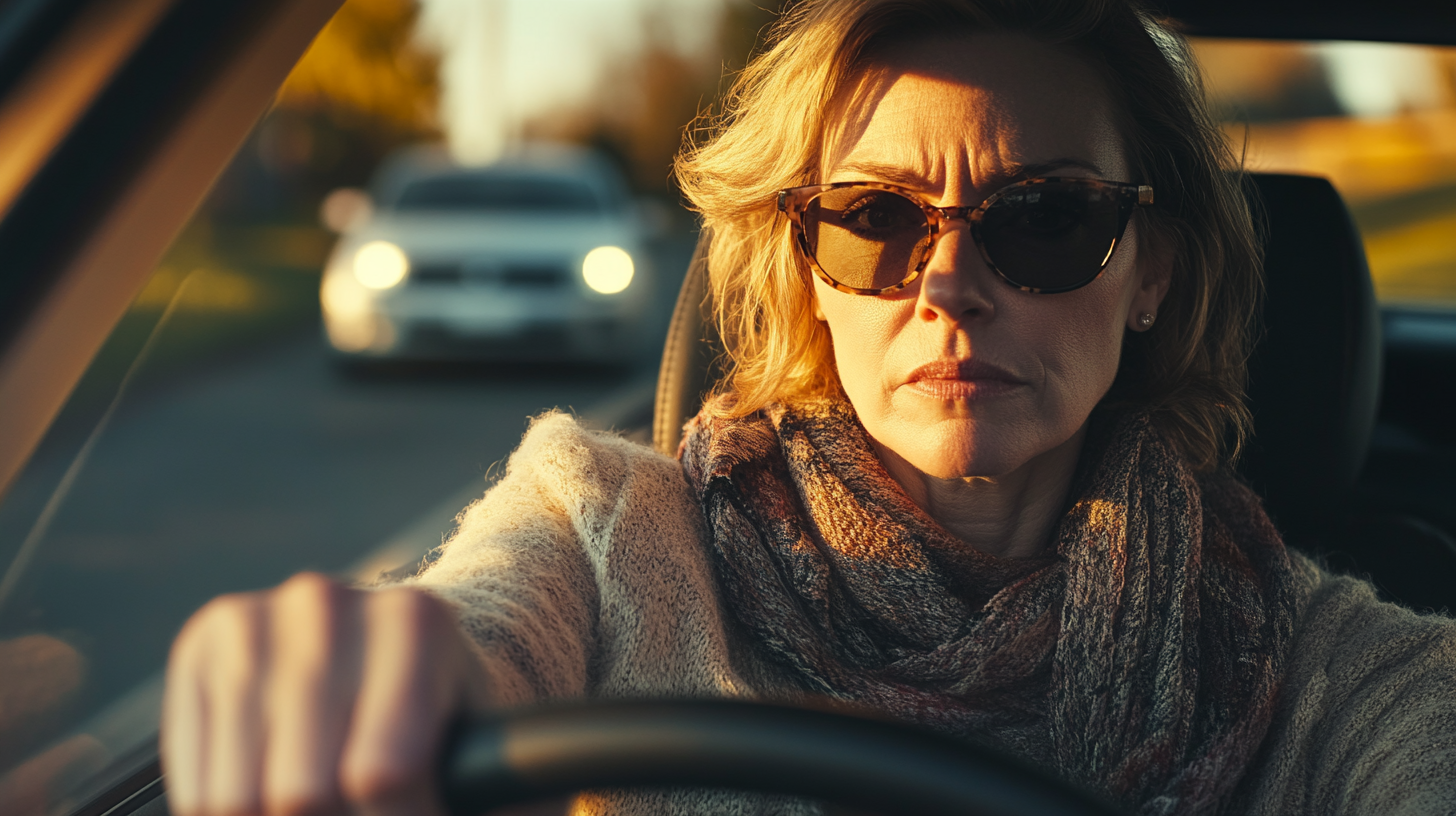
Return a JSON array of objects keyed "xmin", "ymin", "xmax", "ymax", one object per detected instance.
[
  {"xmin": 166, "ymin": 576, "xmax": 459, "ymax": 816},
  {"xmin": 186, "ymin": 591, "xmax": 264, "ymax": 638},
  {"xmin": 373, "ymin": 586, "xmax": 454, "ymax": 635},
  {"xmin": 262, "ymin": 787, "xmax": 347, "ymax": 816},
  {"xmin": 277, "ymin": 571, "xmax": 347, "ymax": 604},
  {"xmin": 173, "ymin": 592, "xmax": 265, "ymax": 673},
  {"xmin": 271, "ymin": 574, "xmax": 355, "ymax": 667},
  {"xmin": 339, "ymin": 751, "xmax": 432, "ymax": 810},
  {"xmin": 172, "ymin": 576, "xmax": 454, "ymax": 677}
]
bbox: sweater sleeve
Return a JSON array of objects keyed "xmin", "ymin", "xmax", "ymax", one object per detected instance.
[
  {"xmin": 1241, "ymin": 567, "xmax": 1456, "ymax": 815},
  {"xmin": 404, "ymin": 412, "xmax": 616, "ymax": 708},
  {"xmin": 404, "ymin": 411, "xmax": 733, "ymax": 711}
]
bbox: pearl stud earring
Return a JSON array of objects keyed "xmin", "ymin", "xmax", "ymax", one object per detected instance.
[{"xmin": 1138, "ymin": 312, "xmax": 1155, "ymax": 328}]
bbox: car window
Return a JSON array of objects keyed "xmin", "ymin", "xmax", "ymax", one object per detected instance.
[
  {"xmin": 393, "ymin": 174, "xmax": 603, "ymax": 213},
  {"xmin": 1190, "ymin": 38, "xmax": 1456, "ymax": 308},
  {"xmin": 0, "ymin": 0, "xmax": 772, "ymax": 812}
]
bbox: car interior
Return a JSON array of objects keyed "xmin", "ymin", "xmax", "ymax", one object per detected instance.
[{"xmin": 0, "ymin": 0, "xmax": 1454, "ymax": 814}]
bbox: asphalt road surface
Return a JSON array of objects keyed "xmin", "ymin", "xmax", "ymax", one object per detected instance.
[{"xmin": 0, "ymin": 235, "xmax": 693, "ymax": 772}]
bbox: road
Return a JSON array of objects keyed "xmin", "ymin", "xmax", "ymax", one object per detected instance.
[{"xmin": 0, "ymin": 235, "xmax": 693, "ymax": 774}]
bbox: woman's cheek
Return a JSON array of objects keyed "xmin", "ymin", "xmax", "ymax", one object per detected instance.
[
  {"xmin": 1044, "ymin": 299, "xmax": 1127, "ymax": 420},
  {"xmin": 830, "ymin": 323, "xmax": 894, "ymax": 420},
  {"xmin": 1009, "ymin": 300, "xmax": 1110, "ymax": 436},
  {"xmin": 821, "ymin": 294, "xmax": 901, "ymax": 404}
]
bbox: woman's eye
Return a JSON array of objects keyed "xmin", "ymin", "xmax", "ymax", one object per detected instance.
[
  {"xmin": 1024, "ymin": 205, "xmax": 1078, "ymax": 232},
  {"xmin": 838, "ymin": 194, "xmax": 920, "ymax": 233},
  {"xmin": 1008, "ymin": 198, "xmax": 1087, "ymax": 237}
]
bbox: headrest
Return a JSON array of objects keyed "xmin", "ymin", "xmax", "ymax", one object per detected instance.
[
  {"xmin": 653, "ymin": 174, "xmax": 1382, "ymax": 545},
  {"xmin": 1238, "ymin": 173, "xmax": 1381, "ymax": 542}
]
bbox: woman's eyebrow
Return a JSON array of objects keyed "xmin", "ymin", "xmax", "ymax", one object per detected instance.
[
  {"xmin": 1012, "ymin": 158, "xmax": 1106, "ymax": 177},
  {"xmin": 827, "ymin": 160, "xmax": 931, "ymax": 186},
  {"xmin": 827, "ymin": 157, "xmax": 1107, "ymax": 187}
]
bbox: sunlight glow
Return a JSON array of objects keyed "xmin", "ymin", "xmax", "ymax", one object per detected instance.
[{"xmin": 414, "ymin": 0, "xmax": 723, "ymax": 163}]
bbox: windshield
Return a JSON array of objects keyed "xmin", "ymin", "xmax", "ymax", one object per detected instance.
[
  {"xmin": 392, "ymin": 174, "xmax": 604, "ymax": 213},
  {"xmin": 0, "ymin": 0, "xmax": 767, "ymax": 811}
]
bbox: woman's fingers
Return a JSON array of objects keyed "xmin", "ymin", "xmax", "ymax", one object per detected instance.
[
  {"xmin": 340, "ymin": 589, "xmax": 463, "ymax": 816},
  {"xmin": 204, "ymin": 594, "xmax": 270, "ymax": 816},
  {"xmin": 161, "ymin": 576, "xmax": 478, "ymax": 816},
  {"xmin": 261, "ymin": 573, "xmax": 360, "ymax": 816},
  {"xmin": 162, "ymin": 612, "xmax": 210, "ymax": 815},
  {"xmin": 164, "ymin": 591, "xmax": 270, "ymax": 816}
]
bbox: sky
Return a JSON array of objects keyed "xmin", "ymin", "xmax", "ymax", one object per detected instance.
[{"xmin": 415, "ymin": 0, "xmax": 725, "ymax": 164}]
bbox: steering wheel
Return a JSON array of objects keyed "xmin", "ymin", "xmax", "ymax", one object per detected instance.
[{"xmin": 440, "ymin": 699, "xmax": 1123, "ymax": 816}]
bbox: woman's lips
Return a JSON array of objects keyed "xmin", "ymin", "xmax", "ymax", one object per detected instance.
[{"xmin": 903, "ymin": 359, "xmax": 1025, "ymax": 400}]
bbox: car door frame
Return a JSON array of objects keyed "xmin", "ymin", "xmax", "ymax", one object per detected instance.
[{"xmin": 0, "ymin": 0, "xmax": 343, "ymax": 505}]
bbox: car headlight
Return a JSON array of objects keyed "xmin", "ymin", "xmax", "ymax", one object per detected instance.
[
  {"xmin": 353, "ymin": 240, "xmax": 409, "ymax": 289},
  {"xmin": 582, "ymin": 246, "xmax": 634, "ymax": 294}
]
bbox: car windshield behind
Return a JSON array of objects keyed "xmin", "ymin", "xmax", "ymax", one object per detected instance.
[{"xmin": 393, "ymin": 174, "xmax": 602, "ymax": 214}]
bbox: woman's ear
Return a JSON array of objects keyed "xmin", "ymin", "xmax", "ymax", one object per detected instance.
[{"xmin": 1126, "ymin": 230, "xmax": 1172, "ymax": 332}]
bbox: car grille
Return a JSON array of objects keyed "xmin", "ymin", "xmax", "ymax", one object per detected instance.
[
  {"xmin": 500, "ymin": 264, "xmax": 567, "ymax": 288},
  {"xmin": 411, "ymin": 263, "xmax": 464, "ymax": 284},
  {"xmin": 408, "ymin": 262, "xmax": 568, "ymax": 289}
]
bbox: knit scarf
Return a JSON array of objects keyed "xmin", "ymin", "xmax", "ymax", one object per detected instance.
[{"xmin": 680, "ymin": 397, "xmax": 1307, "ymax": 815}]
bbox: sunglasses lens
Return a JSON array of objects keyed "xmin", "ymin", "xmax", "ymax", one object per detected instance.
[
  {"xmin": 980, "ymin": 183, "xmax": 1126, "ymax": 292},
  {"xmin": 803, "ymin": 188, "xmax": 930, "ymax": 291}
]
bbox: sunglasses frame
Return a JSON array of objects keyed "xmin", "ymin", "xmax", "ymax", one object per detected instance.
[{"xmin": 777, "ymin": 177, "xmax": 1155, "ymax": 295}]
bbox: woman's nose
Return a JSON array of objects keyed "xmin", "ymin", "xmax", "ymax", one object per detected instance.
[{"xmin": 915, "ymin": 228, "xmax": 997, "ymax": 323}]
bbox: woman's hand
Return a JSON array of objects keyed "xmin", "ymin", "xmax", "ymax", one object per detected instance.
[{"xmin": 162, "ymin": 572, "xmax": 490, "ymax": 816}]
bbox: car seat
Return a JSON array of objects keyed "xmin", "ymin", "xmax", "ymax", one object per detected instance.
[{"xmin": 652, "ymin": 172, "xmax": 1456, "ymax": 612}]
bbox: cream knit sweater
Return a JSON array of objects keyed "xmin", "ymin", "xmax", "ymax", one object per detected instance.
[{"xmin": 410, "ymin": 413, "xmax": 1456, "ymax": 815}]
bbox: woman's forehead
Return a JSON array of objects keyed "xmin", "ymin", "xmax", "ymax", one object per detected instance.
[{"xmin": 821, "ymin": 32, "xmax": 1126, "ymax": 196}]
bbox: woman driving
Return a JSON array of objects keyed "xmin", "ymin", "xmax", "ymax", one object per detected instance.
[{"xmin": 162, "ymin": 0, "xmax": 1456, "ymax": 814}]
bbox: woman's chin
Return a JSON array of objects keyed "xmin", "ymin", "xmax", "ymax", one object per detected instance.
[
  {"xmin": 916, "ymin": 449, "xmax": 1026, "ymax": 481},
  {"xmin": 877, "ymin": 423, "xmax": 1034, "ymax": 481},
  {"xmin": 864, "ymin": 393, "xmax": 1054, "ymax": 479}
]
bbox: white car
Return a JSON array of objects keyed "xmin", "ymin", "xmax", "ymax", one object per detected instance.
[{"xmin": 320, "ymin": 144, "xmax": 653, "ymax": 362}]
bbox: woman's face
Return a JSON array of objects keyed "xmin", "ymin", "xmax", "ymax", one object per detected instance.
[{"xmin": 814, "ymin": 32, "xmax": 1169, "ymax": 481}]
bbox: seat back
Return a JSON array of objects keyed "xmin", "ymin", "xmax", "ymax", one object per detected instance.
[
  {"xmin": 1238, "ymin": 173, "xmax": 1382, "ymax": 542},
  {"xmin": 652, "ymin": 229, "xmax": 720, "ymax": 458}
]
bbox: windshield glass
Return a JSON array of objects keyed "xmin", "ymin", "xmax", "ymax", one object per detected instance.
[
  {"xmin": 393, "ymin": 174, "xmax": 603, "ymax": 213},
  {"xmin": 1191, "ymin": 38, "xmax": 1456, "ymax": 307},
  {"xmin": 0, "ymin": 0, "xmax": 770, "ymax": 812}
]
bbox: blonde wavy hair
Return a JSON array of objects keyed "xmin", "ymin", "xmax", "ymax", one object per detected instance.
[{"xmin": 675, "ymin": 0, "xmax": 1263, "ymax": 472}]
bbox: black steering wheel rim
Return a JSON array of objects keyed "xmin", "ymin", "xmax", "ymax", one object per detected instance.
[{"xmin": 441, "ymin": 698, "xmax": 1122, "ymax": 816}]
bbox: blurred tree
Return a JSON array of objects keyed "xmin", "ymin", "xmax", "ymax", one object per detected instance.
[
  {"xmin": 524, "ymin": 0, "xmax": 788, "ymax": 199},
  {"xmin": 135, "ymin": 0, "xmax": 446, "ymax": 345},
  {"xmin": 203, "ymin": 0, "xmax": 442, "ymax": 224},
  {"xmin": 276, "ymin": 0, "xmax": 439, "ymax": 133}
]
